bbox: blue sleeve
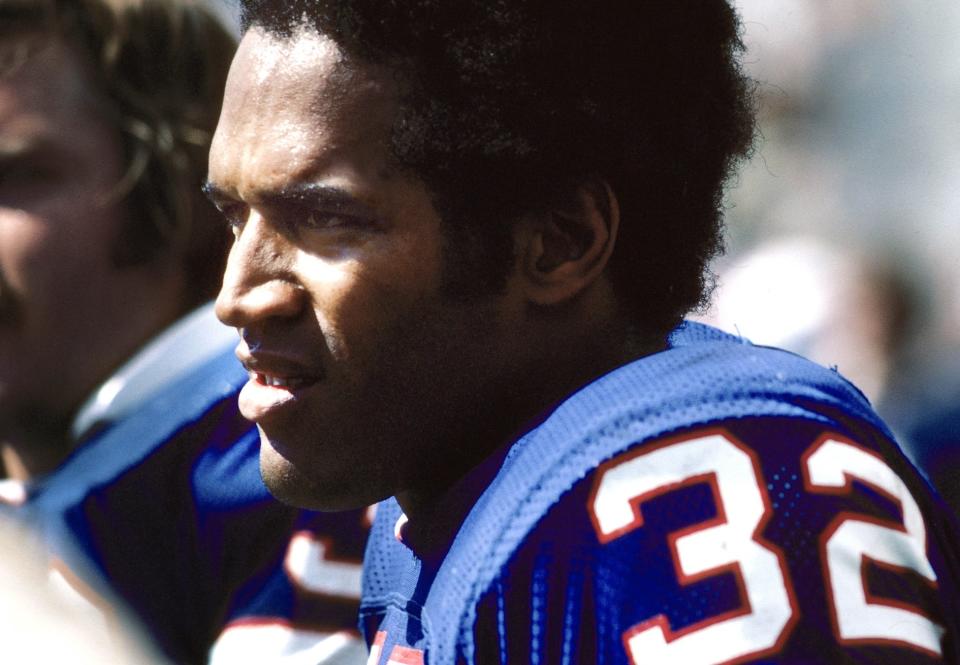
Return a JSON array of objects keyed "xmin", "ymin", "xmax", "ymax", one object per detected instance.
[
  {"xmin": 28, "ymin": 354, "xmax": 370, "ymax": 664},
  {"xmin": 472, "ymin": 417, "xmax": 960, "ymax": 664},
  {"xmin": 208, "ymin": 505, "xmax": 371, "ymax": 665}
]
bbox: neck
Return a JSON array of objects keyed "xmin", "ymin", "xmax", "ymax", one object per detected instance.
[
  {"xmin": 396, "ymin": 314, "xmax": 666, "ymax": 520},
  {"xmin": 1, "ymin": 415, "xmax": 72, "ymax": 482}
]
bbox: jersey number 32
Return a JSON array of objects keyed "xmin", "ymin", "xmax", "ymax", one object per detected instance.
[{"xmin": 589, "ymin": 430, "xmax": 945, "ymax": 665}]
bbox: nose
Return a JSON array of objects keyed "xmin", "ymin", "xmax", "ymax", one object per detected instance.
[{"xmin": 215, "ymin": 213, "xmax": 305, "ymax": 329}]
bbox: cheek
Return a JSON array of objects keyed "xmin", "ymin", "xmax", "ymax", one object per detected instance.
[
  {"xmin": 0, "ymin": 212, "xmax": 119, "ymax": 411},
  {"xmin": 0, "ymin": 214, "xmax": 76, "ymax": 320},
  {"xmin": 298, "ymin": 256, "xmax": 358, "ymax": 358},
  {"xmin": 0, "ymin": 209, "xmax": 145, "ymax": 390},
  {"xmin": 6, "ymin": 213, "xmax": 117, "ymax": 307},
  {"xmin": 300, "ymin": 252, "xmax": 441, "ymax": 360}
]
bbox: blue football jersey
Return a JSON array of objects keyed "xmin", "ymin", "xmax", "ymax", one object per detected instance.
[
  {"xmin": 360, "ymin": 323, "xmax": 960, "ymax": 664},
  {"xmin": 20, "ymin": 346, "xmax": 369, "ymax": 664}
]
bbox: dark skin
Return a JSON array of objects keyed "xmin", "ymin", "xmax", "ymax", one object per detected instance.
[{"xmin": 210, "ymin": 27, "xmax": 652, "ymax": 518}]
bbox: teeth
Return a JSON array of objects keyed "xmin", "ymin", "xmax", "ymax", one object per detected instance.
[{"xmin": 256, "ymin": 372, "xmax": 310, "ymax": 389}]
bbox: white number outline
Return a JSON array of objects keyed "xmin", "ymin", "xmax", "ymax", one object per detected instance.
[
  {"xmin": 284, "ymin": 530, "xmax": 363, "ymax": 599},
  {"xmin": 209, "ymin": 528, "xmax": 368, "ymax": 664},
  {"xmin": 802, "ymin": 434, "xmax": 944, "ymax": 657},
  {"xmin": 588, "ymin": 429, "xmax": 798, "ymax": 665}
]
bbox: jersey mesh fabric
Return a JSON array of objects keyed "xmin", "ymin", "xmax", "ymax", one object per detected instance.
[
  {"xmin": 470, "ymin": 415, "xmax": 957, "ymax": 663},
  {"xmin": 360, "ymin": 322, "xmax": 960, "ymax": 663}
]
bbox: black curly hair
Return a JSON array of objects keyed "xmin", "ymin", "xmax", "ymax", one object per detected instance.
[{"xmin": 240, "ymin": 0, "xmax": 754, "ymax": 337}]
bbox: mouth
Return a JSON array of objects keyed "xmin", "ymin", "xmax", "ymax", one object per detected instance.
[
  {"xmin": 238, "ymin": 365, "xmax": 324, "ymax": 424},
  {"xmin": 253, "ymin": 372, "xmax": 315, "ymax": 390}
]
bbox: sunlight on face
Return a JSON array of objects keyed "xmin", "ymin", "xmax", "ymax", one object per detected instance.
[{"xmin": 211, "ymin": 28, "xmax": 524, "ymax": 510}]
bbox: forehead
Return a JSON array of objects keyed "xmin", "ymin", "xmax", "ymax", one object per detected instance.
[
  {"xmin": 0, "ymin": 35, "xmax": 106, "ymax": 149},
  {"xmin": 210, "ymin": 27, "xmax": 399, "ymax": 193}
]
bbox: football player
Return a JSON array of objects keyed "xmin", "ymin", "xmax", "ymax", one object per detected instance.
[
  {"xmin": 210, "ymin": 1, "xmax": 960, "ymax": 663},
  {"xmin": 0, "ymin": 1, "xmax": 366, "ymax": 662}
]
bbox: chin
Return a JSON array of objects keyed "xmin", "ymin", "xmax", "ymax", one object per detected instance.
[{"xmin": 258, "ymin": 431, "xmax": 375, "ymax": 512}]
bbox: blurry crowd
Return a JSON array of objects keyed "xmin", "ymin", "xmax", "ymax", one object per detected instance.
[{"xmin": 0, "ymin": 1, "xmax": 365, "ymax": 661}]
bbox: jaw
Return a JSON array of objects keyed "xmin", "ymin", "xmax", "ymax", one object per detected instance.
[{"xmin": 257, "ymin": 425, "xmax": 397, "ymax": 512}]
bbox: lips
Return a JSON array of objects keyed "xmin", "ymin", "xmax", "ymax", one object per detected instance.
[
  {"xmin": 235, "ymin": 348, "xmax": 324, "ymax": 424},
  {"xmin": 254, "ymin": 372, "xmax": 315, "ymax": 390}
]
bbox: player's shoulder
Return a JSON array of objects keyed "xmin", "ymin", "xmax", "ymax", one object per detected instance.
[
  {"xmin": 463, "ymin": 323, "xmax": 893, "ymax": 554},
  {"xmin": 475, "ymin": 416, "xmax": 960, "ymax": 663},
  {"xmin": 457, "ymin": 325, "xmax": 960, "ymax": 662},
  {"xmin": 520, "ymin": 414, "xmax": 941, "ymax": 553},
  {"xmin": 527, "ymin": 321, "xmax": 884, "ymax": 463},
  {"xmin": 663, "ymin": 321, "xmax": 875, "ymax": 409}
]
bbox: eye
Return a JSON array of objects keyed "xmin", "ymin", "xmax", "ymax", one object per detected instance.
[
  {"xmin": 275, "ymin": 204, "xmax": 373, "ymax": 237},
  {"xmin": 303, "ymin": 210, "xmax": 353, "ymax": 230},
  {"xmin": 218, "ymin": 203, "xmax": 248, "ymax": 238}
]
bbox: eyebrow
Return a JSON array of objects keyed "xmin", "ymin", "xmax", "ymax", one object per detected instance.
[{"xmin": 202, "ymin": 180, "xmax": 367, "ymax": 215}]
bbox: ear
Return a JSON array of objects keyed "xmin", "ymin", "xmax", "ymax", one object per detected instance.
[{"xmin": 515, "ymin": 178, "xmax": 620, "ymax": 306}]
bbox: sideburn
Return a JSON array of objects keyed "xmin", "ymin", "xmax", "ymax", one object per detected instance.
[{"xmin": 438, "ymin": 215, "xmax": 515, "ymax": 303}]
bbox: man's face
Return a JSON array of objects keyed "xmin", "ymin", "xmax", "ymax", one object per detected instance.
[
  {"xmin": 211, "ymin": 28, "xmax": 527, "ymax": 510},
  {"xmin": 0, "ymin": 37, "xmax": 174, "ymax": 434}
]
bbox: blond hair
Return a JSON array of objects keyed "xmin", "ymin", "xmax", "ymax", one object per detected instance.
[{"xmin": 0, "ymin": 0, "xmax": 237, "ymax": 305}]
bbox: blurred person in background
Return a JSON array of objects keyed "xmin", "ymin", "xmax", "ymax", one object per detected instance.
[
  {"xmin": 699, "ymin": 234, "xmax": 960, "ymax": 514},
  {"xmin": 719, "ymin": 2, "xmax": 960, "ymax": 517},
  {"xmin": 700, "ymin": 235, "xmax": 917, "ymax": 408},
  {"xmin": 0, "ymin": 513, "xmax": 165, "ymax": 663},
  {"xmin": 0, "ymin": 1, "xmax": 366, "ymax": 662}
]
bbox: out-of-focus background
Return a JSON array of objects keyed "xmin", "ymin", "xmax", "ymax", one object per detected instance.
[
  {"xmin": 208, "ymin": 0, "xmax": 240, "ymax": 33},
  {"xmin": 703, "ymin": 0, "xmax": 960, "ymax": 508}
]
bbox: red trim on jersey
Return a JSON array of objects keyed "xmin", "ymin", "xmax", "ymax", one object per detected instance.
[
  {"xmin": 588, "ymin": 428, "xmax": 734, "ymax": 544},
  {"xmin": 591, "ymin": 427, "xmax": 799, "ymax": 665},
  {"xmin": 387, "ymin": 644, "xmax": 425, "ymax": 665},
  {"xmin": 283, "ymin": 529, "xmax": 363, "ymax": 604},
  {"xmin": 219, "ymin": 615, "xmax": 362, "ymax": 637},
  {"xmin": 221, "ymin": 616, "xmax": 298, "ymax": 630},
  {"xmin": 863, "ymin": 555, "xmax": 939, "ymax": 608},
  {"xmin": 803, "ymin": 433, "xmax": 942, "ymax": 658},
  {"xmin": 285, "ymin": 529, "xmax": 365, "ymax": 567},
  {"xmin": 368, "ymin": 631, "xmax": 425, "ymax": 665}
]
